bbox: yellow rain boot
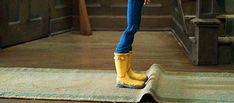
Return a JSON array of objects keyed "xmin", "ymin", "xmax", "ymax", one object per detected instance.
[
  {"xmin": 128, "ymin": 51, "xmax": 148, "ymax": 81},
  {"xmin": 114, "ymin": 53, "xmax": 145, "ymax": 89}
]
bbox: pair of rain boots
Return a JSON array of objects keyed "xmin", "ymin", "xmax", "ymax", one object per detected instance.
[{"xmin": 114, "ymin": 52, "xmax": 148, "ymax": 89}]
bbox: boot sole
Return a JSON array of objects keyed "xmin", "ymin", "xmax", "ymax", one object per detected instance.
[{"xmin": 116, "ymin": 83, "xmax": 145, "ymax": 89}]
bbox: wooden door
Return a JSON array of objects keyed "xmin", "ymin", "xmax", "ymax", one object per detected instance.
[
  {"xmin": 1, "ymin": 0, "xmax": 49, "ymax": 47},
  {"xmin": 49, "ymin": 0, "xmax": 73, "ymax": 35}
]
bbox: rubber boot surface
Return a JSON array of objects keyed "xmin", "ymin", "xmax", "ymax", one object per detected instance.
[
  {"xmin": 128, "ymin": 52, "xmax": 148, "ymax": 81},
  {"xmin": 114, "ymin": 53, "xmax": 145, "ymax": 89}
]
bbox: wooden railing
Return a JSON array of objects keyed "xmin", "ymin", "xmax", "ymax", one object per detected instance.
[{"xmin": 172, "ymin": 0, "xmax": 221, "ymax": 65}]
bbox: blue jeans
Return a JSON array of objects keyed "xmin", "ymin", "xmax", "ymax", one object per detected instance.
[{"xmin": 115, "ymin": 0, "xmax": 144, "ymax": 53}]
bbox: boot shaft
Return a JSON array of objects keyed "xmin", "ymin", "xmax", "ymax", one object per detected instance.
[{"xmin": 114, "ymin": 53, "xmax": 130, "ymax": 78}]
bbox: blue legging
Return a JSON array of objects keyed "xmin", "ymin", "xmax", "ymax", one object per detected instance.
[{"xmin": 115, "ymin": 0, "xmax": 144, "ymax": 53}]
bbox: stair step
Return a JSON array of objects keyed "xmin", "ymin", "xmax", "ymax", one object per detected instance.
[
  {"xmin": 89, "ymin": 15, "xmax": 172, "ymax": 30},
  {"xmin": 87, "ymin": 4, "xmax": 171, "ymax": 16}
]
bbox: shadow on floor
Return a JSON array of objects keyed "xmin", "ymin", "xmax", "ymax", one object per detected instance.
[{"xmin": 140, "ymin": 94, "xmax": 157, "ymax": 103}]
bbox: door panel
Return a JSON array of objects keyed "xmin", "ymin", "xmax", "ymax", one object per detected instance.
[
  {"xmin": 8, "ymin": 0, "xmax": 20, "ymax": 24},
  {"xmin": 49, "ymin": 0, "xmax": 72, "ymax": 35},
  {"xmin": 30, "ymin": 0, "xmax": 43, "ymax": 20},
  {"xmin": 1, "ymin": 0, "xmax": 49, "ymax": 48}
]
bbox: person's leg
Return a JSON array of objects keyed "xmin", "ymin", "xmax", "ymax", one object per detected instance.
[
  {"xmin": 114, "ymin": 0, "xmax": 145, "ymax": 89},
  {"xmin": 117, "ymin": 0, "xmax": 148, "ymax": 82},
  {"xmin": 115, "ymin": 0, "xmax": 144, "ymax": 53}
]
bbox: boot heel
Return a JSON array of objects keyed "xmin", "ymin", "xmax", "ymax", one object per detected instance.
[{"xmin": 116, "ymin": 83, "xmax": 127, "ymax": 88}]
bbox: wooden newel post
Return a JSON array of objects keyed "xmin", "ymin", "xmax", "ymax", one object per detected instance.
[
  {"xmin": 79, "ymin": 0, "xmax": 92, "ymax": 35},
  {"xmin": 191, "ymin": 0, "xmax": 220, "ymax": 65}
]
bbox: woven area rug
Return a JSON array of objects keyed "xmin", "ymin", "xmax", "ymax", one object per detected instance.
[
  {"xmin": 0, "ymin": 65, "xmax": 159, "ymax": 102},
  {"xmin": 1, "ymin": 64, "xmax": 234, "ymax": 103}
]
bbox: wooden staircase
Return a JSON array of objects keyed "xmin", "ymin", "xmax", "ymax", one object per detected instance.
[{"xmin": 82, "ymin": 0, "xmax": 173, "ymax": 30}]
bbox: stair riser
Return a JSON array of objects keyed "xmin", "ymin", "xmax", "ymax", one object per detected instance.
[
  {"xmin": 86, "ymin": 7, "xmax": 171, "ymax": 16},
  {"xmin": 73, "ymin": 16, "xmax": 172, "ymax": 31}
]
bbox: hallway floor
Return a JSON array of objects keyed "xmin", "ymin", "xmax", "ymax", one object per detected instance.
[
  {"xmin": 1, "ymin": 31, "xmax": 234, "ymax": 103},
  {"xmin": 0, "ymin": 31, "xmax": 233, "ymax": 72}
]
